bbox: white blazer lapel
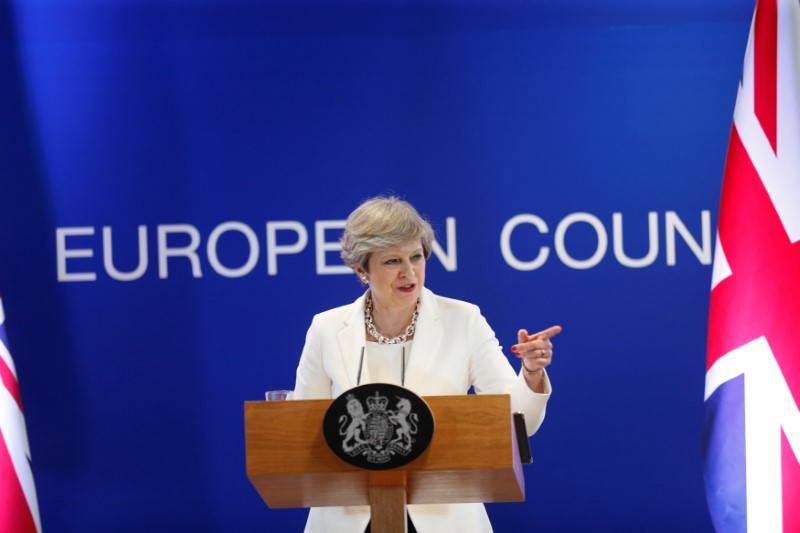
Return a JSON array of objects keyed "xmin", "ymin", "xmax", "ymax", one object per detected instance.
[
  {"xmin": 336, "ymin": 293, "xmax": 369, "ymax": 391},
  {"xmin": 404, "ymin": 287, "xmax": 444, "ymax": 391}
]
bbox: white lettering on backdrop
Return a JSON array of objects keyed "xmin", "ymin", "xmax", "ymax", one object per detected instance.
[
  {"xmin": 500, "ymin": 210, "xmax": 711, "ymax": 270},
  {"xmin": 55, "ymin": 212, "xmax": 709, "ymax": 281}
]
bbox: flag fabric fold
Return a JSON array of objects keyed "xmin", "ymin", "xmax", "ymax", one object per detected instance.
[
  {"xmin": 704, "ymin": 0, "xmax": 800, "ymax": 531},
  {"xmin": 0, "ymin": 299, "xmax": 41, "ymax": 533}
]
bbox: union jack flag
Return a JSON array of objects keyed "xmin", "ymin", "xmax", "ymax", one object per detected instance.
[
  {"xmin": 703, "ymin": 0, "xmax": 800, "ymax": 531},
  {"xmin": 0, "ymin": 298, "xmax": 41, "ymax": 533}
]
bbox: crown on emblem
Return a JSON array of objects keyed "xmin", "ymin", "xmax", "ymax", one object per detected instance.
[{"xmin": 366, "ymin": 391, "xmax": 388, "ymax": 411}]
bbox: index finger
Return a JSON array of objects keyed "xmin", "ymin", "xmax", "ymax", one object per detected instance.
[{"xmin": 529, "ymin": 325, "xmax": 562, "ymax": 340}]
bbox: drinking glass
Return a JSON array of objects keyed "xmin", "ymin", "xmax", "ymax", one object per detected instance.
[{"xmin": 265, "ymin": 389, "xmax": 292, "ymax": 401}]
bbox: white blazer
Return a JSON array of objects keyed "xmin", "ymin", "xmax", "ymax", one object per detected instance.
[{"xmin": 293, "ymin": 287, "xmax": 551, "ymax": 533}]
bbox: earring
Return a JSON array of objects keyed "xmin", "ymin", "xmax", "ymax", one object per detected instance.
[{"xmin": 360, "ymin": 275, "xmax": 368, "ymax": 286}]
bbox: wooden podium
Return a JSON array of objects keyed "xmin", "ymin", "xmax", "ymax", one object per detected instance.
[{"xmin": 245, "ymin": 394, "xmax": 525, "ymax": 533}]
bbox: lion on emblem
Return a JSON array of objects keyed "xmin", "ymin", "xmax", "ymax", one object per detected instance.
[{"xmin": 339, "ymin": 394, "xmax": 368, "ymax": 453}]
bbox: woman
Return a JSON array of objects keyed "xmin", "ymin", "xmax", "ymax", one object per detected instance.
[{"xmin": 293, "ymin": 196, "xmax": 561, "ymax": 533}]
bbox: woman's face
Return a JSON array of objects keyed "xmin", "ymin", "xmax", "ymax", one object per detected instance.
[{"xmin": 359, "ymin": 240, "xmax": 426, "ymax": 310}]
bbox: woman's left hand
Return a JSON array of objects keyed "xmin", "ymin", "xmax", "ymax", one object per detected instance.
[{"xmin": 512, "ymin": 325, "xmax": 562, "ymax": 387}]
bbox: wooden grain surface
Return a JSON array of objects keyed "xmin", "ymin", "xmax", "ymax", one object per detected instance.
[{"xmin": 245, "ymin": 394, "xmax": 525, "ymax": 508}]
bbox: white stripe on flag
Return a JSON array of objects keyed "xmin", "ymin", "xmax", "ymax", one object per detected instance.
[
  {"xmin": 0, "ymin": 299, "xmax": 15, "ymax": 382},
  {"xmin": 705, "ymin": 336, "xmax": 800, "ymax": 533},
  {"xmin": 0, "ymin": 338, "xmax": 19, "ymax": 383},
  {"xmin": 0, "ymin": 380, "xmax": 41, "ymax": 532},
  {"xmin": 0, "ymin": 297, "xmax": 41, "ymax": 532}
]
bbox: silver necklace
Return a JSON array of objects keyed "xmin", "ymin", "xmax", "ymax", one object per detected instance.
[{"xmin": 364, "ymin": 294, "xmax": 420, "ymax": 345}]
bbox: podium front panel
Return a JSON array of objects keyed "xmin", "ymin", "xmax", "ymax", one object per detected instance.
[{"xmin": 245, "ymin": 395, "xmax": 524, "ymax": 508}]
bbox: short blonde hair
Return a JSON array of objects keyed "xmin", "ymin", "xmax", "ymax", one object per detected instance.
[{"xmin": 340, "ymin": 196, "xmax": 435, "ymax": 271}]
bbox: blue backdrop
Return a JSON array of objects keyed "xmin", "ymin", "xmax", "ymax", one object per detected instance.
[{"xmin": 1, "ymin": 0, "xmax": 754, "ymax": 530}]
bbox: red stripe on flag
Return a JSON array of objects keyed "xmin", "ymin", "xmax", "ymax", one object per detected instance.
[
  {"xmin": 707, "ymin": 124, "xmax": 771, "ymax": 365},
  {"xmin": 707, "ymin": 124, "xmax": 800, "ymax": 403},
  {"xmin": 0, "ymin": 355, "xmax": 23, "ymax": 413},
  {"xmin": 754, "ymin": 0, "xmax": 778, "ymax": 153},
  {"xmin": 0, "ymin": 432, "xmax": 37, "ymax": 533}
]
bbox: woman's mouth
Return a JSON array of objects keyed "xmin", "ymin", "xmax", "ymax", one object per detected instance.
[{"xmin": 397, "ymin": 283, "xmax": 416, "ymax": 293}]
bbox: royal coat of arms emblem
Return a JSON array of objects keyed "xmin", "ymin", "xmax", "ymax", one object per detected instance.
[{"xmin": 323, "ymin": 383, "xmax": 434, "ymax": 470}]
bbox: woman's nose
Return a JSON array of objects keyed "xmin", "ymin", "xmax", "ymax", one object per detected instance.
[{"xmin": 398, "ymin": 261, "xmax": 411, "ymax": 277}]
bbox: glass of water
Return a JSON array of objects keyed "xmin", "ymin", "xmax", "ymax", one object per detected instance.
[{"xmin": 265, "ymin": 390, "xmax": 293, "ymax": 401}]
